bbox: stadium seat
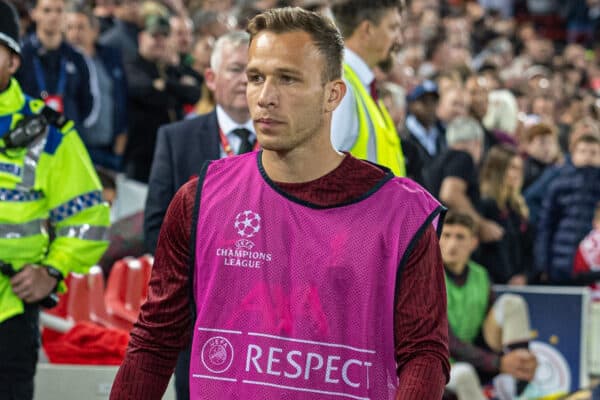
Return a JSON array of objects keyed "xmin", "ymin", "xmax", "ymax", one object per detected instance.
[
  {"xmin": 88, "ymin": 266, "xmax": 132, "ymax": 331},
  {"xmin": 104, "ymin": 256, "xmax": 153, "ymax": 324},
  {"xmin": 65, "ymin": 273, "xmax": 91, "ymax": 323}
]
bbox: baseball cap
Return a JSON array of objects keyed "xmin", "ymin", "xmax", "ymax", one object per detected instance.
[
  {"xmin": 406, "ymin": 80, "xmax": 439, "ymax": 102},
  {"xmin": 0, "ymin": 0, "xmax": 21, "ymax": 55},
  {"xmin": 144, "ymin": 14, "xmax": 171, "ymax": 36}
]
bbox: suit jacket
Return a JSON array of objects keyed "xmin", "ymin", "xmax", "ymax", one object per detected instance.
[{"xmin": 144, "ymin": 111, "xmax": 220, "ymax": 252}]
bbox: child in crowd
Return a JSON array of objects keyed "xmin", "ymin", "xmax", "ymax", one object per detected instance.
[
  {"xmin": 521, "ymin": 122, "xmax": 561, "ymax": 190},
  {"xmin": 535, "ymin": 134, "xmax": 600, "ymax": 283},
  {"xmin": 441, "ymin": 211, "xmax": 537, "ymax": 400}
]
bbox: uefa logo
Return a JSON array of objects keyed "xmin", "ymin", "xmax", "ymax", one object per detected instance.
[
  {"xmin": 234, "ymin": 210, "xmax": 261, "ymax": 238},
  {"xmin": 201, "ymin": 336, "xmax": 234, "ymax": 374}
]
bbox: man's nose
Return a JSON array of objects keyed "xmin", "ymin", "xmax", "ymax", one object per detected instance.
[{"xmin": 257, "ymin": 78, "xmax": 278, "ymax": 108}]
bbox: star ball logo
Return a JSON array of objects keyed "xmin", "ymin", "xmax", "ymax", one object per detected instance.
[
  {"xmin": 234, "ymin": 210, "xmax": 261, "ymax": 238},
  {"xmin": 216, "ymin": 209, "xmax": 272, "ymax": 268},
  {"xmin": 201, "ymin": 336, "xmax": 234, "ymax": 374}
]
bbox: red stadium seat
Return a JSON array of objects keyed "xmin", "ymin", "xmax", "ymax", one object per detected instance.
[
  {"xmin": 65, "ymin": 273, "xmax": 91, "ymax": 323},
  {"xmin": 104, "ymin": 256, "xmax": 153, "ymax": 324},
  {"xmin": 88, "ymin": 266, "xmax": 132, "ymax": 331}
]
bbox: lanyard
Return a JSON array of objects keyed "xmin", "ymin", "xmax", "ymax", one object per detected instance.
[
  {"xmin": 218, "ymin": 128, "xmax": 259, "ymax": 157},
  {"xmin": 33, "ymin": 56, "xmax": 67, "ymax": 99}
]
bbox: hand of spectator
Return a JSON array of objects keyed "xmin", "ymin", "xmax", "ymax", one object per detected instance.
[
  {"xmin": 10, "ymin": 265, "xmax": 58, "ymax": 303},
  {"xmin": 153, "ymin": 78, "xmax": 166, "ymax": 91},
  {"xmin": 479, "ymin": 219, "xmax": 505, "ymax": 243},
  {"xmin": 500, "ymin": 349, "xmax": 538, "ymax": 381},
  {"xmin": 508, "ymin": 274, "xmax": 528, "ymax": 286},
  {"xmin": 163, "ymin": 0, "xmax": 187, "ymax": 17},
  {"xmin": 180, "ymin": 75, "xmax": 200, "ymax": 87}
]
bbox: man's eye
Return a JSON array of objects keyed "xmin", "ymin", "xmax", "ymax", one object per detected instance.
[
  {"xmin": 281, "ymin": 75, "xmax": 295, "ymax": 84},
  {"xmin": 248, "ymin": 74, "xmax": 263, "ymax": 83}
]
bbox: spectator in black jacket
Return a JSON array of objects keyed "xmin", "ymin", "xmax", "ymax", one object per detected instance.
[
  {"xmin": 426, "ymin": 116, "xmax": 504, "ymax": 244},
  {"xmin": 404, "ymin": 80, "xmax": 446, "ymax": 167},
  {"xmin": 16, "ymin": 0, "xmax": 93, "ymax": 129},
  {"xmin": 535, "ymin": 134, "xmax": 600, "ymax": 283},
  {"xmin": 123, "ymin": 14, "xmax": 201, "ymax": 183},
  {"xmin": 475, "ymin": 145, "xmax": 534, "ymax": 285},
  {"xmin": 66, "ymin": 4, "xmax": 128, "ymax": 171}
]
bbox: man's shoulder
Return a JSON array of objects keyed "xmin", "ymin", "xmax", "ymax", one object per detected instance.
[
  {"xmin": 98, "ymin": 25, "xmax": 121, "ymax": 44},
  {"xmin": 159, "ymin": 111, "xmax": 217, "ymax": 139}
]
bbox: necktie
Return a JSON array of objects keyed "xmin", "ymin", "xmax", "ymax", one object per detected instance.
[
  {"xmin": 369, "ymin": 79, "xmax": 378, "ymax": 103},
  {"xmin": 232, "ymin": 128, "xmax": 253, "ymax": 154}
]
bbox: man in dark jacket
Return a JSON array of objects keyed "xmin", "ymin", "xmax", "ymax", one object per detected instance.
[
  {"xmin": 123, "ymin": 14, "xmax": 201, "ymax": 183},
  {"xmin": 16, "ymin": 0, "xmax": 93, "ymax": 130},
  {"xmin": 535, "ymin": 134, "xmax": 600, "ymax": 283},
  {"xmin": 98, "ymin": 0, "xmax": 142, "ymax": 63},
  {"xmin": 66, "ymin": 4, "xmax": 128, "ymax": 171}
]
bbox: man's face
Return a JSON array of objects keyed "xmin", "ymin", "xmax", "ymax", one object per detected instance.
[
  {"xmin": 410, "ymin": 93, "xmax": 438, "ymax": 127},
  {"xmin": 114, "ymin": 0, "xmax": 141, "ymax": 25},
  {"xmin": 139, "ymin": 31, "xmax": 168, "ymax": 63},
  {"xmin": 369, "ymin": 8, "xmax": 403, "ymax": 66},
  {"xmin": 66, "ymin": 13, "xmax": 96, "ymax": 51},
  {"xmin": 572, "ymin": 142, "xmax": 600, "ymax": 167},
  {"xmin": 0, "ymin": 46, "xmax": 20, "ymax": 90},
  {"xmin": 205, "ymin": 43, "xmax": 248, "ymax": 120},
  {"xmin": 170, "ymin": 17, "xmax": 193, "ymax": 55},
  {"xmin": 246, "ymin": 30, "xmax": 335, "ymax": 153},
  {"xmin": 466, "ymin": 76, "xmax": 489, "ymax": 120},
  {"xmin": 192, "ymin": 35, "xmax": 214, "ymax": 74},
  {"xmin": 33, "ymin": 0, "xmax": 65, "ymax": 36},
  {"xmin": 440, "ymin": 224, "xmax": 478, "ymax": 270},
  {"xmin": 437, "ymin": 88, "xmax": 467, "ymax": 123}
]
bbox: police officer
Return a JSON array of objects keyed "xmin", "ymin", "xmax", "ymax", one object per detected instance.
[{"xmin": 0, "ymin": 2, "xmax": 110, "ymax": 399}]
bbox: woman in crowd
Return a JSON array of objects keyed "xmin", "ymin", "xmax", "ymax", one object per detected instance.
[{"xmin": 475, "ymin": 144, "xmax": 534, "ymax": 284}]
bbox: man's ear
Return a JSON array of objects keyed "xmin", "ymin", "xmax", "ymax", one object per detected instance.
[
  {"xmin": 468, "ymin": 235, "xmax": 479, "ymax": 253},
  {"xmin": 356, "ymin": 19, "xmax": 373, "ymax": 39},
  {"xmin": 8, "ymin": 54, "xmax": 21, "ymax": 75},
  {"xmin": 324, "ymin": 78, "xmax": 346, "ymax": 113},
  {"xmin": 204, "ymin": 68, "xmax": 216, "ymax": 93}
]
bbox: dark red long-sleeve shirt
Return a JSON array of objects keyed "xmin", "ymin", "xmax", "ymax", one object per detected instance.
[{"xmin": 110, "ymin": 154, "xmax": 449, "ymax": 399}]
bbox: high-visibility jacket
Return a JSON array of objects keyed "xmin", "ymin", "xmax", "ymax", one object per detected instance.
[
  {"xmin": 343, "ymin": 63, "xmax": 406, "ymax": 177},
  {"xmin": 0, "ymin": 78, "xmax": 110, "ymax": 323}
]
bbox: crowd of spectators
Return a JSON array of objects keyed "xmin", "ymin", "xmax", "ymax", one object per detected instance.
[{"xmin": 5, "ymin": 0, "xmax": 600, "ymax": 397}]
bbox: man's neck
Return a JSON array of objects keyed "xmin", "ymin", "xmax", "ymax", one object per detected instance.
[
  {"xmin": 0, "ymin": 79, "xmax": 10, "ymax": 94},
  {"xmin": 37, "ymin": 30, "xmax": 62, "ymax": 50},
  {"xmin": 82, "ymin": 42, "xmax": 96, "ymax": 57},
  {"xmin": 345, "ymin": 40, "xmax": 375, "ymax": 69},
  {"xmin": 262, "ymin": 136, "xmax": 344, "ymax": 183},
  {"xmin": 445, "ymin": 261, "xmax": 467, "ymax": 276}
]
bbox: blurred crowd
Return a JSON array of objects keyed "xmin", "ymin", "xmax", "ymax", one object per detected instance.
[{"xmin": 7, "ymin": 0, "xmax": 600, "ymax": 287}]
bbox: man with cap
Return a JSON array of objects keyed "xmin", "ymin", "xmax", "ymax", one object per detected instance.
[
  {"xmin": 15, "ymin": 0, "xmax": 94, "ymax": 131},
  {"xmin": 0, "ymin": 2, "xmax": 110, "ymax": 399},
  {"xmin": 330, "ymin": 0, "xmax": 407, "ymax": 177},
  {"xmin": 123, "ymin": 13, "xmax": 201, "ymax": 183},
  {"xmin": 403, "ymin": 80, "xmax": 446, "ymax": 168}
]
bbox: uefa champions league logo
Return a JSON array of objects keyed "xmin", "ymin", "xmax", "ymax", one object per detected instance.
[
  {"xmin": 234, "ymin": 210, "xmax": 261, "ymax": 238},
  {"xmin": 201, "ymin": 336, "xmax": 234, "ymax": 374}
]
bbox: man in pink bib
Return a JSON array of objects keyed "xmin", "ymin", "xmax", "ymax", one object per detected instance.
[{"xmin": 111, "ymin": 7, "xmax": 449, "ymax": 400}]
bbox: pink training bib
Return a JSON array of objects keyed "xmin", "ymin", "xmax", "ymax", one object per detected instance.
[{"xmin": 189, "ymin": 152, "xmax": 442, "ymax": 399}]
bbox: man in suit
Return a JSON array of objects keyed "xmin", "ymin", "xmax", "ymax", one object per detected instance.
[
  {"xmin": 143, "ymin": 30, "xmax": 253, "ymax": 400},
  {"xmin": 144, "ymin": 29, "xmax": 253, "ymax": 252}
]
